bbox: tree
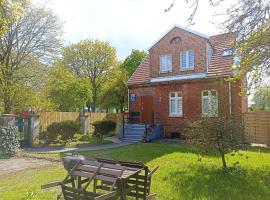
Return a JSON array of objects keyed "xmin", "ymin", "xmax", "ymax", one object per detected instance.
[
  {"xmin": 186, "ymin": 115, "xmax": 243, "ymax": 169},
  {"xmin": 252, "ymin": 87, "xmax": 270, "ymax": 111},
  {"xmin": 0, "ymin": 0, "xmax": 25, "ymax": 38},
  {"xmin": 44, "ymin": 62, "xmax": 91, "ymax": 112},
  {"xmin": 63, "ymin": 39, "xmax": 118, "ymax": 112},
  {"xmin": 121, "ymin": 49, "xmax": 147, "ymax": 77},
  {"xmin": 0, "ymin": 2, "xmax": 63, "ymax": 113},
  {"xmin": 99, "ymin": 67, "xmax": 128, "ymax": 112}
]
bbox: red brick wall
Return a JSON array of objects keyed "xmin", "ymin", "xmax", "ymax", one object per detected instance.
[
  {"xmin": 149, "ymin": 27, "xmax": 209, "ymax": 78},
  {"xmin": 129, "ymin": 79, "xmax": 247, "ymax": 137}
]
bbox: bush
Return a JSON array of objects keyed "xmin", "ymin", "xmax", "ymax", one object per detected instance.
[
  {"xmin": 44, "ymin": 120, "xmax": 81, "ymax": 143},
  {"xmin": 92, "ymin": 120, "xmax": 116, "ymax": 140},
  {"xmin": 0, "ymin": 127, "xmax": 19, "ymax": 156}
]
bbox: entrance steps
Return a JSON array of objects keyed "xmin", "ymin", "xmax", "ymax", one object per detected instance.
[{"xmin": 120, "ymin": 124, "xmax": 146, "ymax": 143}]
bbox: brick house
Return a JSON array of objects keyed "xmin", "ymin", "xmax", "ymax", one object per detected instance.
[{"xmin": 127, "ymin": 25, "xmax": 247, "ymax": 138}]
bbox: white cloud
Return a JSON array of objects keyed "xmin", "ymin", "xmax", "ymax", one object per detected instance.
[{"xmin": 34, "ymin": 0, "xmax": 233, "ymax": 60}]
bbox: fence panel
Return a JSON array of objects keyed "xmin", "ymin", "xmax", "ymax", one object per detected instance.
[
  {"xmin": 38, "ymin": 112, "xmax": 79, "ymax": 132},
  {"xmin": 244, "ymin": 112, "xmax": 270, "ymax": 146},
  {"xmin": 38, "ymin": 112, "xmax": 121, "ymax": 134}
]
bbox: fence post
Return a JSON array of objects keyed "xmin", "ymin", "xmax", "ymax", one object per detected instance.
[
  {"xmin": 28, "ymin": 114, "xmax": 40, "ymax": 147},
  {"xmin": 80, "ymin": 114, "xmax": 89, "ymax": 134}
]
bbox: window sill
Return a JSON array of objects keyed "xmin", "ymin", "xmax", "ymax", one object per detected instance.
[
  {"xmin": 180, "ymin": 67, "xmax": 194, "ymax": 71},
  {"xmin": 159, "ymin": 71, "xmax": 172, "ymax": 74},
  {"xmin": 169, "ymin": 115, "xmax": 183, "ymax": 118}
]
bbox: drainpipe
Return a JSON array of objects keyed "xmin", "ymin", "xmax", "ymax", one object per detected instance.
[{"xmin": 229, "ymin": 81, "xmax": 232, "ymax": 115}]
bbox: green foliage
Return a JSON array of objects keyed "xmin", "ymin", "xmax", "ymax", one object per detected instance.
[
  {"xmin": 44, "ymin": 120, "xmax": 81, "ymax": 143},
  {"xmin": 100, "ymin": 67, "xmax": 128, "ymax": 111},
  {"xmin": 92, "ymin": 120, "xmax": 116, "ymax": 140},
  {"xmin": 186, "ymin": 115, "xmax": 244, "ymax": 168},
  {"xmin": 63, "ymin": 39, "xmax": 118, "ymax": 111},
  {"xmin": 44, "ymin": 62, "xmax": 91, "ymax": 111},
  {"xmin": 252, "ymin": 87, "xmax": 270, "ymax": 111},
  {"xmin": 121, "ymin": 49, "xmax": 147, "ymax": 77},
  {"xmin": 0, "ymin": 127, "xmax": 19, "ymax": 156},
  {"xmin": 232, "ymin": 21, "xmax": 270, "ymax": 88},
  {"xmin": 0, "ymin": 2, "xmax": 63, "ymax": 113}
]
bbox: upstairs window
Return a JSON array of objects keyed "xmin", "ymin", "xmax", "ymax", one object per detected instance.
[
  {"xmin": 160, "ymin": 55, "xmax": 172, "ymax": 73},
  {"xmin": 202, "ymin": 90, "xmax": 218, "ymax": 117},
  {"xmin": 169, "ymin": 92, "xmax": 183, "ymax": 117},
  {"xmin": 181, "ymin": 49, "xmax": 194, "ymax": 70}
]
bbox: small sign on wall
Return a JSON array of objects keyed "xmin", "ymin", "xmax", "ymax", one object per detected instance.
[{"xmin": 130, "ymin": 93, "xmax": 136, "ymax": 102}]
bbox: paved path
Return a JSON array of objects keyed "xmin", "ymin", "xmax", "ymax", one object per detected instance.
[{"xmin": 23, "ymin": 141, "xmax": 134, "ymax": 153}]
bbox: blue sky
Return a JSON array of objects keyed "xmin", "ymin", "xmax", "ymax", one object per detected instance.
[{"xmin": 38, "ymin": 0, "xmax": 233, "ymax": 60}]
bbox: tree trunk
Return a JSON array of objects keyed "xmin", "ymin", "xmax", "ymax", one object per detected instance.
[
  {"xmin": 92, "ymin": 88, "xmax": 97, "ymax": 112},
  {"xmin": 220, "ymin": 151, "xmax": 227, "ymax": 168}
]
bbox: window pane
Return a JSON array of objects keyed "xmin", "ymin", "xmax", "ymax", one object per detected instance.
[
  {"xmin": 170, "ymin": 99, "xmax": 176, "ymax": 114},
  {"xmin": 202, "ymin": 98, "xmax": 210, "ymax": 115},
  {"xmin": 170, "ymin": 93, "xmax": 175, "ymax": 98},
  {"xmin": 177, "ymin": 98, "xmax": 183, "ymax": 115},
  {"xmin": 211, "ymin": 91, "xmax": 217, "ymax": 96},
  {"xmin": 203, "ymin": 91, "xmax": 209, "ymax": 96},
  {"xmin": 167, "ymin": 55, "xmax": 172, "ymax": 71},
  {"xmin": 181, "ymin": 51, "xmax": 187, "ymax": 68},
  {"xmin": 188, "ymin": 49, "xmax": 194, "ymax": 67}
]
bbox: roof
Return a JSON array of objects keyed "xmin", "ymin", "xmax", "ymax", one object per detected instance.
[
  {"xmin": 149, "ymin": 24, "xmax": 209, "ymax": 50},
  {"xmin": 128, "ymin": 29, "xmax": 236, "ymax": 86},
  {"xmin": 207, "ymin": 32, "xmax": 236, "ymax": 77},
  {"xmin": 127, "ymin": 56, "xmax": 150, "ymax": 85}
]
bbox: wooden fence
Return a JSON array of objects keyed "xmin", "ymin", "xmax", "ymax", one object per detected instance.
[
  {"xmin": 244, "ymin": 112, "xmax": 270, "ymax": 146},
  {"xmin": 38, "ymin": 112, "xmax": 121, "ymax": 133}
]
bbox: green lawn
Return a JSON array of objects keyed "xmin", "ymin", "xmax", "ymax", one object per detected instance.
[{"xmin": 1, "ymin": 141, "xmax": 270, "ymax": 200}]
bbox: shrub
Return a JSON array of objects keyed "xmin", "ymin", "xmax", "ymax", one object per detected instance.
[
  {"xmin": 92, "ymin": 120, "xmax": 116, "ymax": 140},
  {"xmin": 45, "ymin": 120, "xmax": 81, "ymax": 143},
  {"xmin": 185, "ymin": 115, "xmax": 243, "ymax": 169},
  {"xmin": 0, "ymin": 127, "xmax": 19, "ymax": 156}
]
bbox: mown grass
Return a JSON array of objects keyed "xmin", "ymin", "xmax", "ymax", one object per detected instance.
[{"xmin": 1, "ymin": 141, "xmax": 270, "ymax": 200}]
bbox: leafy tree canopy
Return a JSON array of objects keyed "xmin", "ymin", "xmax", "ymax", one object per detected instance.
[
  {"xmin": 121, "ymin": 49, "xmax": 147, "ymax": 77},
  {"xmin": 252, "ymin": 87, "xmax": 270, "ymax": 111},
  {"xmin": 44, "ymin": 62, "xmax": 91, "ymax": 112},
  {"xmin": 62, "ymin": 39, "xmax": 118, "ymax": 112},
  {"xmin": 99, "ymin": 66, "xmax": 128, "ymax": 112}
]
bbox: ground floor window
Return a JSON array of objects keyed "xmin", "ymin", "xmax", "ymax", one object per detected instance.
[
  {"xmin": 169, "ymin": 92, "xmax": 183, "ymax": 117},
  {"xmin": 202, "ymin": 90, "xmax": 218, "ymax": 117}
]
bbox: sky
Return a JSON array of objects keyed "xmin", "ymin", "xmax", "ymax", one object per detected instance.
[{"xmin": 35, "ymin": 0, "xmax": 233, "ymax": 60}]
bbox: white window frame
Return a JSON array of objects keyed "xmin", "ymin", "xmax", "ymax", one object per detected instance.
[
  {"xmin": 201, "ymin": 90, "xmax": 218, "ymax": 117},
  {"xmin": 180, "ymin": 49, "xmax": 194, "ymax": 70},
  {"xmin": 169, "ymin": 92, "xmax": 183, "ymax": 117},
  {"xmin": 159, "ymin": 54, "xmax": 172, "ymax": 73}
]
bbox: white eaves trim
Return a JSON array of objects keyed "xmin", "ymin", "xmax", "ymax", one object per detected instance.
[
  {"xmin": 148, "ymin": 24, "xmax": 209, "ymax": 50},
  {"xmin": 150, "ymin": 73, "xmax": 207, "ymax": 83}
]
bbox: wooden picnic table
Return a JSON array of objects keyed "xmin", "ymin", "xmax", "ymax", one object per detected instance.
[{"xmin": 42, "ymin": 158, "xmax": 158, "ymax": 200}]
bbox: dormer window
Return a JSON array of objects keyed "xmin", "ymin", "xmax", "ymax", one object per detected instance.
[
  {"xmin": 223, "ymin": 48, "xmax": 235, "ymax": 56},
  {"xmin": 160, "ymin": 55, "xmax": 172, "ymax": 73},
  {"xmin": 180, "ymin": 49, "xmax": 194, "ymax": 70}
]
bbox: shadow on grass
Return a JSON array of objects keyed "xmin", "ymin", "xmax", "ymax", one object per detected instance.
[{"xmin": 166, "ymin": 165, "xmax": 270, "ymax": 200}]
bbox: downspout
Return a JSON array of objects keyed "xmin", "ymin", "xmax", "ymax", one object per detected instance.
[{"xmin": 229, "ymin": 81, "xmax": 232, "ymax": 115}]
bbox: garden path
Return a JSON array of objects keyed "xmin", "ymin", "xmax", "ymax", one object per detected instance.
[{"xmin": 23, "ymin": 141, "xmax": 133, "ymax": 153}]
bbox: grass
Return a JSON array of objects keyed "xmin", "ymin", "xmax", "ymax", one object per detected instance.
[{"xmin": 1, "ymin": 141, "xmax": 270, "ymax": 200}]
